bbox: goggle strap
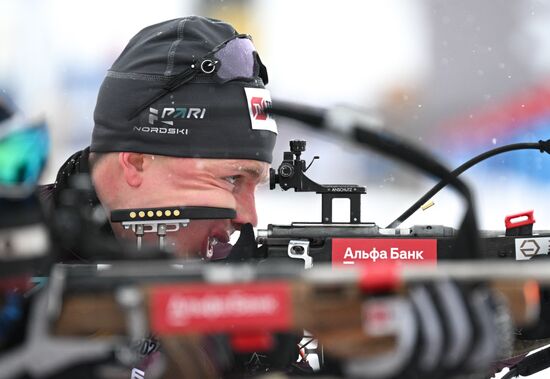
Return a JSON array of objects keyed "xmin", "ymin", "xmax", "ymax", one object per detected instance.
[
  {"xmin": 128, "ymin": 66, "xmax": 198, "ymax": 121},
  {"xmin": 254, "ymin": 51, "xmax": 269, "ymax": 85},
  {"xmin": 164, "ymin": 65, "xmax": 200, "ymax": 90}
]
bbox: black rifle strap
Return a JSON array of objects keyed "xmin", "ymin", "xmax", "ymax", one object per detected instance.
[{"xmin": 501, "ymin": 345, "xmax": 550, "ymax": 378}]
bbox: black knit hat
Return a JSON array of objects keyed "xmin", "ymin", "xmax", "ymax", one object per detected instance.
[{"xmin": 91, "ymin": 16, "xmax": 277, "ymax": 162}]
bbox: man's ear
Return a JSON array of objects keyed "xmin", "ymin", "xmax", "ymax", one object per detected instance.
[{"xmin": 119, "ymin": 152, "xmax": 145, "ymax": 187}]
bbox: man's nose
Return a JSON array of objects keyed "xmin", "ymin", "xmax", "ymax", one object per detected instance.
[{"xmin": 232, "ymin": 190, "xmax": 258, "ymax": 228}]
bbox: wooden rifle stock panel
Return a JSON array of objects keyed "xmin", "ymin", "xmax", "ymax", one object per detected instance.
[
  {"xmin": 54, "ymin": 281, "xmax": 397, "ymax": 359},
  {"xmin": 491, "ymin": 280, "xmax": 540, "ymax": 327},
  {"xmin": 54, "ymin": 293, "xmax": 126, "ymax": 336},
  {"xmin": 291, "ymin": 282, "xmax": 396, "ymax": 357}
]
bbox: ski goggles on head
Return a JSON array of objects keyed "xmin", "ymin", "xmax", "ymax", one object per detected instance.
[
  {"xmin": 212, "ymin": 34, "xmax": 268, "ymax": 83},
  {"xmin": 0, "ymin": 120, "xmax": 49, "ymax": 196},
  {"xmin": 129, "ymin": 34, "xmax": 268, "ymax": 120}
]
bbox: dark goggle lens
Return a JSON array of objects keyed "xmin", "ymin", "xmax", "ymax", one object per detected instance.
[
  {"xmin": 214, "ymin": 37, "xmax": 257, "ymax": 82},
  {"xmin": 0, "ymin": 122, "xmax": 49, "ymax": 186}
]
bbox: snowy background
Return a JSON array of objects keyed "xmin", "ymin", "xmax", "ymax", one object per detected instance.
[{"xmin": 2, "ymin": 0, "xmax": 550, "ymax": 233}]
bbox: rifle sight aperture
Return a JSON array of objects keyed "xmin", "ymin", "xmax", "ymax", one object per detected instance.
[
  {"xmin": 270, "ymin": 140, "xmax": 366, "ymax": 224},
  {"xmin": 290, "ymin": 139, "xmax": 307, "ymax": 154}
]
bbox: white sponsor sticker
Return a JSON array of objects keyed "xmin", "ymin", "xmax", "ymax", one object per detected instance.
[
  {"xmin": 515, "ymin": 237, "xmax": 550, "ymax": 260},
  {"xmin": 244, "ymin": 87, "xmax": 278, "ymax": 134}
]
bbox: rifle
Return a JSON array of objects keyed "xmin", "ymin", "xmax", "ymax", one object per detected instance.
[
  {"xmin": 261, "ymin": 100, "xmax": 550, "ymax": 269},
  {"xmin": 10, "ymin": 259, "xmax": 546, "ymax": 379},
  {"xmin": 257, "ymin": 138, "xmax": 550, "ymax": 350},
  {"xmin": 259, "ymin": 138, "xmax": 550, "ymax": 268}
]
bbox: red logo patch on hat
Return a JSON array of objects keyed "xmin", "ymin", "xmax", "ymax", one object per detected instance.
[
  {"xmin": 250, "ymin": 97, "xmax": 268, "ymax": 121},
  {"xmin": 245, "ymin": 88, "xmax": 278, "ymax": 134}
]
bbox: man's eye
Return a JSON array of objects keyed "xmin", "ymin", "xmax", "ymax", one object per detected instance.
[{"xmin": 224, "ymin": 176, "xmax": 239, "ymax": 185}]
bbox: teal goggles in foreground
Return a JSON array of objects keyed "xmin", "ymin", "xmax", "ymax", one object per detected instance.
[{"xmin": 0, "ymin": 120, "xmax": 49, "ymax": 191}]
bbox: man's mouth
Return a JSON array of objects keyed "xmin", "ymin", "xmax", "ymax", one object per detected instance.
[{"xmin": 206, "ymin": 235, "xmax": 233, "ymax": 260}]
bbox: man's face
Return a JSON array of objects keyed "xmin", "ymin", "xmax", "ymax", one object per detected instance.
[{"xmin": 119, "ymin": 155, "xmax": 269, "ymax": 258}]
